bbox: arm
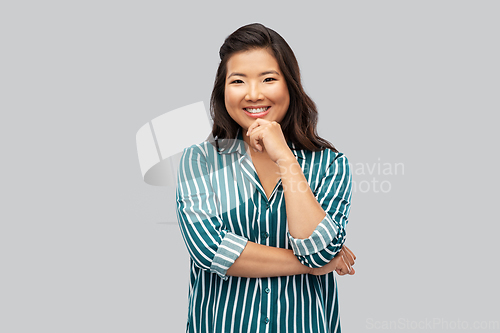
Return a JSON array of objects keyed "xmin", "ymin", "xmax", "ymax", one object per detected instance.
[
  {"xmin": 226, "ymin": 242, "xmax": 311, "ymax": 278},
  {"xmin": 279, "ymin": 150, "xmax": 353, "ymax": 268},
  {"xmin": 176, "ymin": 145, "xmax": 311, "ymax": 280},
  {"xmin": 228, "ymin": 151, "xmax": 354, "ymax": 277}
]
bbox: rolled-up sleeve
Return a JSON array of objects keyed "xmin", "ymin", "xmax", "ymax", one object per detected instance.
[
  {"xmin": 176, "ymin": 145, "xmax": 248, "ymax": 280},
  {"xmin": 287, "ymin": 152, "xmax": 352, "ymax": 268}
]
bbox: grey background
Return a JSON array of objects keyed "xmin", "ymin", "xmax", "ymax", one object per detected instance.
[{"xmin": 1, "ymin": 0, "xmax": 499, "ymax": 332}]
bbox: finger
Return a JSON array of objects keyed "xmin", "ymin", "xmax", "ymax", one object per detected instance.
[
  {"xmin": 247, "ymin": 118, "xmax": 266, "ymax": 136},
  {"xmin": 337, "ymin": 267, "xmax": 355, "ymax": 276},
  {"xmin": 334, "ymin": 255, "xmax": 349, "ymax": 276},
  {"xmin": 342, "ymin": 245, "xmax": 355, "ymax": 260},
  {"xmin": 250, "ymin": 132, "xmax": 264, "ymax": 152},
  {"xmin": 339, "ymin": 249, "xmax": 348, "ymax": 264},
  {"xmin": 343, "ymin": 245, "xmax": 356, "ymax": 261},
  {"xmin": 247, "ymin": 126, "xmax": 265, "ymax": 152},
  {"xmin": 339, "ymin": 268, "xmax": 355, "ymax": 275},
  {"xmin": 256, "ymin": 139, "xmax": 263, "ymax": 152},
  {"xmin": 343, "ymin": 248, "xmax": 355, "ymax": 266},
  {"xmin": 342, "ymin": 252, "xmax": 353, "ymax": 268},
  {"xmin": 251, "ymin": 138, "xmax": 263, "ymax": 152},
  {"xmin": 246, "ymin": 122, "xmax": 259, "ymax": 136},
  {"xmin": 341, "ymin": 253, "xmax": 353, "ymax": 274}
]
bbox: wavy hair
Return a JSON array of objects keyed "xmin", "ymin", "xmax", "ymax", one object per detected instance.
[{"xmin": 210, "ymin": 23, "xmax": 338, "ymax": 153}]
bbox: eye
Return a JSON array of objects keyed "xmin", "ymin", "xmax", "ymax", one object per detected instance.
[
  {"xmin": 264, "ymin": 77, "xmax": 276, "ymax": 82},
  {"xmin": 230, "ymin": 79, "xmax": 244, "ymax": 84}
]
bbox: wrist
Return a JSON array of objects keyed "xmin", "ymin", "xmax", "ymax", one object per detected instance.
[
  {"xmin": 276, "ymin": 151, "xmax": 298, "ymax": 174},
  {"xmin": 277, "ymin": 150, "xmax": 296, "ymax": 164}
]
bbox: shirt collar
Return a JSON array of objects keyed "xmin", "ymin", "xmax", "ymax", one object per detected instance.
[{"xmin": 216, "ymin": 127, "xmax": 304, "ymax": 160}]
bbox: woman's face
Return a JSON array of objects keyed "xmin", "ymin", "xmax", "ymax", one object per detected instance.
[{"xmin": 224, "ymin": 48, "xmax": 290, "ymax": 133}]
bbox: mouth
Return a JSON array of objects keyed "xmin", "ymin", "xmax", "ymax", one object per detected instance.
[{"xmin": 243, "ymin": 106, "xmax": 271, "ymax": 117}]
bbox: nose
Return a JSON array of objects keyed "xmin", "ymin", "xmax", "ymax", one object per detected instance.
[{"xmin": 245, "ymin": 83, "xmax": 264, "ymax": 102}]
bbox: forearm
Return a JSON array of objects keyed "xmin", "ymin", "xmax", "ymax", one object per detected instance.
[
  {"xmin": 278, "ymin": 151, "xmax": 327, "ymax": 239},
  {"xmin": 225, "ymin": 241, "xmax": 312, "ymax": 278}
]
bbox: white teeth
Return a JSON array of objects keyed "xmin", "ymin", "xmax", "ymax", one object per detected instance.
[{"xmin": 245, "ymin": 107, "xmax": 269, "ymax": 113}]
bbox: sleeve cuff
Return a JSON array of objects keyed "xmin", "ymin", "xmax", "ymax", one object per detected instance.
[
  {"xmin": 209, "ymin": 233, "xmax": 248, "ymax": 281},
  {"xmin": 287, "ymin": 214, "xmax": 340, "ymax": 256}
]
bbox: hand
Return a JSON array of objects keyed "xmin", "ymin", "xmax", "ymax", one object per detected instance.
[
  {"xmin": 246, "ymin": 119, "xmax": 291, "ymax": 163},
  {"xmin": 309, "ymin": 245, "xmax": 356, "ymax": 276}
]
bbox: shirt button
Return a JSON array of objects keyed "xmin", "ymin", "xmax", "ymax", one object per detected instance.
[
  {"xmin": 262, "ymin": 232, "xmax": 269, "ymax": 239},
  {"xmin": 265, "ymin": 317, "xmax": 270, "ymax": 324},
  {"xmin": 265, "ymin": 287, "xmax": 270, "ymax": 293},
  {"xmin": 266, "ymin": 203, "xmax": 270, "ymax": 209}
]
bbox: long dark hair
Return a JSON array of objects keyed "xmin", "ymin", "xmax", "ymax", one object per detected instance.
[{"xmin": 210, "ymin": 23, "xmax": 338, "ymax": 153}]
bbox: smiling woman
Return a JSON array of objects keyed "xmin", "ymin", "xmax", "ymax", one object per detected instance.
[
  {"xmin": 224, "ymin": 48, "xmax": 290, "ymax": 127},
  {"xmin": 176, "ymin": 23, "xmax": 355, "ymax": 333}
]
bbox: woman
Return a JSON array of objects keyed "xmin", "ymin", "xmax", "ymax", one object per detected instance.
[{"xmin": 176, "ymin": 23, "xmax": 355, "ymax": 333}]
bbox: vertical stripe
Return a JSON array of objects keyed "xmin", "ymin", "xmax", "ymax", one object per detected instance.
[{"xmin": 177, "ymin": 128, "xmax": 353, "ymax": 332}]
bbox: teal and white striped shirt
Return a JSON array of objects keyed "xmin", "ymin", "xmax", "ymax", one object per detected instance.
[{"xmin": 176, "ymin": 127, "xmax": 352, "ymax": 333}]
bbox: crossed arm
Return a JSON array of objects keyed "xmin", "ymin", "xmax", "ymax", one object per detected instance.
[
  {"xmin": 225, "ymin": 241, "xmax": 356, "ymax": 278},
  {"xmin": 176, "ymin": 145, "xmax": 355, "ymax": 281}
]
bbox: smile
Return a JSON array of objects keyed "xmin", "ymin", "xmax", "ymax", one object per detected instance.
[{"xmin": 243, "ymin": 106, "xmax": 271, "ymax": 117}]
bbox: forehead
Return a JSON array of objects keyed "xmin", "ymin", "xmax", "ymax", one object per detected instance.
[{"xmin": 226, "ymin": 48, "xmax": 280, "ymax": 74}]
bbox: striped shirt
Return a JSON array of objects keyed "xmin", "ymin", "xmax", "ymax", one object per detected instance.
[{"xmin": 176, "ymin": 127, "xmax": 352, "ymax": 333}]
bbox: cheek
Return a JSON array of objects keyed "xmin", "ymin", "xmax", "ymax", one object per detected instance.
[
  {"xmin": 273, "ymin": 85, "xmax": 290, "ymax": 104},
  {"xmin": 224, "ymin": 87, "xmax": 239, "ymax": 106},
  {"xmin": 224, "ymin": 90, "xmax": 233, "ymax": 110}
]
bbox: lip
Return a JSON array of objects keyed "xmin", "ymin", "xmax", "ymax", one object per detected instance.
[{"xmin": 243, "ymin": 106, "xmax": 271, "ymax": 118}]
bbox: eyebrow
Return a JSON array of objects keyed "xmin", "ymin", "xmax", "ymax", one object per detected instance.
[{"xmin": 227, "ymin": 70, "xmax": 280, "ymax": 79}]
